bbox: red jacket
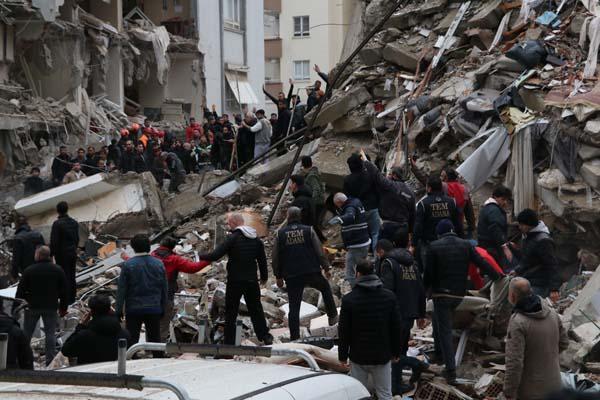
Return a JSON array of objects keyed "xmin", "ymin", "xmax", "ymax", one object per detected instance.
[
  {"xmin": 185, "ymin": 124, "xmax": 203, "ymax": 143},
  {"xmin": 468, "ymin": 247, "xmax": 504, "ymax": 289},
  {"xmin": 151, "ymin": 246, "xmax": 209, "ymax": 280}
]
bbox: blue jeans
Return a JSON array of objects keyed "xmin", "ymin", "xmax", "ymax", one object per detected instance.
[
  {"xmin": 365, "ymin": 209, "xmax": 381, "ymax": 252},
  {"xmin": 345, "ymin": 246, "xmax": 369, "ymax": 286}
]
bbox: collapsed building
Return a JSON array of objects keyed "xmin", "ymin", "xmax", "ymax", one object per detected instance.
[
  {"xmin": 0, "ymin": 0, "xmax": 204, "ymax": 195},
  {"xmin": 1, "ymin": 0, "xmax": 600, "ymax": 398}
]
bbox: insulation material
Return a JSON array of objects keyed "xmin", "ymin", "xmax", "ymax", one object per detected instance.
[
  {"xmin": 518, "ymin": 0, "xmax": 544, "ymax": 24},
  {"xmin": 457, "ymin": 126, "xmax": 511, "ymax": 191},
  {"xmin": 505, "ymin": 124, "xmax": 535, "ymax": 215},
  {"xmin": 580, "ymin": 0, "xmax": 600, "ymax": 16},
  {"xmin": 583, "ymin": 17, "xmax": 600, "ymax": 79}
]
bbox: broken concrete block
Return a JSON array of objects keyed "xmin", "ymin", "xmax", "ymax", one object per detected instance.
[
  {"xmin": 579, "ymin": 145, "xmax": 600, "ymax": 161},
  {"xmin": 280, "ymin": 302, "xmax": 321, "ymax": 326},
  {"xmin": 309, "ymin": 86, "xmax": 372, "ymax": 127},
  {"xmin": 585, "ymin": 119, "xmax": 600, "ymax": 135},
  {"xmin": 468, "ymin": 0, "xmax": 504, "ymax": 30},
  {"xmin": 358, "ymin": 45, "xmax": 383, "ymax": 65},
  {"xmin": 382, "ymin": 42, "xmax": 419, "ymax": 71},
  {"xmin": 465, "ymin": 28, "xmax": 495, "ymax": 50},
  {"xmin": 484, "ymin": 71, "xmax": 518, "ymax": 91},
  {"xmin": 309, "ymin": 312, "xmax": 340, "ymax": 338},
  {"xmin": 431, "ymin": 76, "xmax": 475, "ymax": 102},
  {"xmin": 332, "ymin": 112, "xmax": 371, "ymax": 134},
  {"xmin": 496, "ymin": 56, "xmax": 526, "ymax": 72},
  {"xmin": 385, "ymin": 0, "xmax": 447, "ymax": 30},
  {"xmin": 569, "ymin": 13, "xmax": 588, "ymax": 37},
  {"xmin": 563, "ymin": 263, "xmax": 600, "ymax": 329},
  {"xmin": 580, "ymin": 160, "xmax": 600, "ymax": 189},
  {"xmin": 246, "ymin": 138, "xmax": 320, "ymax": 186},
  {"xmin": 314, "ymin": 133, "xmax": 373, "ymax": 191}
]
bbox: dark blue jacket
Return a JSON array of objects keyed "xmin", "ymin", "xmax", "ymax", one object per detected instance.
[
  {"xmin": 115, "ymin": 255, "xmax": 167, "ymax": 316},
  {"xmin": 337, "ymin": 198, "xmax": 370, "ymax": 248}
]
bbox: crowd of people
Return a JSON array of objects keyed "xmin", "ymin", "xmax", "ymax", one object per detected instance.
[
  {"xmin": 22, "ymin": 67, "xmax": 332, "ymax": 198},
  {"xmin": 4, "ymin": 145, "xmax": 572, "ymax": 400}
]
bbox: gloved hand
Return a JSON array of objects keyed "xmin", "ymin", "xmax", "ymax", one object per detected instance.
[{"xmin": 327, "ymin": 217, "xmax": 342, "ymax": 226}]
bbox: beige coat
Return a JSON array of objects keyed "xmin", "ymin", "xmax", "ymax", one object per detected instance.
[
  {"xmin": 504, "ymin": 297, "xmax": 568, "ymax": 400},
  {"xmin": 62, "ymin": 170, "xmax": 86, "ymax": 184}
]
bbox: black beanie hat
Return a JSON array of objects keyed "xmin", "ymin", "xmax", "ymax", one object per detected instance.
[{"xmin": 517, "ymin": 208, "xmax": 539, "ymax": 227}]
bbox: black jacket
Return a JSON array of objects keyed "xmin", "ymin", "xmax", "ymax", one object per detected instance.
[
  {"xmin": 338, "ymin": 275, "xmax": 401, "ymax": 365},
  {"xmin": 343, "ymin": 165, "xmax": 379, "ymax": 211},
  {"xmin": 376, "ymin": 248, "xmax": 425, "ymax": 320},
  {"xmin": 108, "ymin": 144, "xmax": 121, "ymax": 167},
  {"xmin": 514, "ymin": 222, "xmax": 560, "ymax": 290},
  {"xmin": 274, "ymin": 108, "xmax": 292, "ymax": 140},
  {"xmin": 51, "ymin": 154, "xmax": 71, "ymax": 185},
  {"xmin": 414, "ymin": 192, "xmax": 461, "ymax": 245},
  {"xmin": 272, "ymin": 224, "xmax": 328, "ymax": 279},
  {"xmin": 24, "ymin": 176, "xmax": 44, "ymax": 196},
  {"xmin": 11, "ymin": 224, "xmax": 45, "ymax": 278},
  {"xmin": 365, "ymin": 161, "xmax": 415, "ymax": 229},
  {"xmin": 0, "ymin": 312, "xmax": 33, "ymax": 369},
  {"xmin": 291, "ymin": 186, "xmax": 316, "ymax": 226},
  {"xmin": 62, "ymin": 314, "xmax": 130, "ymax": 365},
  {"xmin": 50, "ymin": 214, "xmax": 79, "ymax": 263},
  {"xmin": 200, "ymin": 227, "xmax": 268, "ymax": 282},
  {"xmin": 477, "ymin": 201, "xmax": 508, "ymax": 251},
  {"xmin": 133, "ymin": 152, "xmax": 149, "ymax": 173},
  {"xmin": 120, "ymin": 150, "xmax": 136, "ymax": 173},
  {"xmin": 15, "ymin": 261, "xmax": 68, "ymax": 311},
  {"xmin": 425, "ymin": 232, "xmax": 500, "ymax": 297}
]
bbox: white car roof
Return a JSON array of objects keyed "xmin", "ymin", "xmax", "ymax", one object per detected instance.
[{"xmin": 0, "ymin": 358, "xmax": 369, "ymax": 400}]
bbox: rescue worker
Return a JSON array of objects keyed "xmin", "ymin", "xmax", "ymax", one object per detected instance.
[
  {"xmin": 272, "ymin": 207, "xmax": 338, "ymax": 340},
  {"xmin": 329, "ymin": 193, "xmax": 371, "ymax": 286},
  {"xmin": 289, "ymin": 174, "xmax": 316, "ymax": 227},
  {"xmin": 477, "ymin": 185, "xmax": 513, "ymax": 270},
  {"xmin": 424, "ymin": 219, "xmax": 500, "ymax": 384},
  {"xmin": 151, "ymin": 236, "xmax": 210, "ymax": 341},
  {"xmin": 199, "ymin": 213, "xmax": 273, "ymax": 345},
  {"xmin": 50, "ymin": 201, "xmax": 79, "ymax": 305},
  {"xmin": 413, "ymin": 176, "xmax": 460, "ymax": 271}
]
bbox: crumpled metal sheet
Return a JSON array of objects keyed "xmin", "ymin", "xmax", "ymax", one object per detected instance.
[{"xmin": 457, "ymin": 126, "xmax": 511, "ymax": 191}]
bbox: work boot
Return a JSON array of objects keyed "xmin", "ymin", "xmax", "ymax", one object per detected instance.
[
  {"xmin": 443, "ymin": 369, "xmax": 457, "ymax": 385},
  {"xmin": 328, "ymin": 314, "xmax": 339, "ymax": 326},
  {"xmin": 262, "ymin": 333, "xmax": 274, "ymax": 346}
]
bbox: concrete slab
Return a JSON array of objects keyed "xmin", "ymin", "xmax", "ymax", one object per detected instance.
[
  {"xmin": 280, "ymin": 302, "xmax": 321, "ymax": 326},
  {"xmin": 14, "ymin": 172, "xmax": 163, "ymax": 237},
  {"xmin": 382, "ymin": 42, "xmax": 419, "ymax": 71},
  {"xmin": 468, "ymin": 0, "xmax": 503, "ymax": 29},
  {"xmin": 580, "ymin": 160, "xmax": 600, "ymax": 189},
  {"xmin": 246, "ymin": 139, "xmax": 320, "ymax": 186},
  {"xmin": 314, "ymin": 134, "xmax": 373, "ymax": 191},
  {"xmin": 308, "ymin": 86, "xmax": 372, "ymax": 127},
  {"xmin": 579, "ymin": 145, "xmax": 600, "ymax": 161},
  {"xmin": 358, "ymin": 46, "xmax": 383, "ymax": 66},
  {"xmin": 564, "ymin": 265, "xmax": 600, "ymax": 329}
]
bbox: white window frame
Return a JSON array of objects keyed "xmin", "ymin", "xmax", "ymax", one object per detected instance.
[
  {"xmin": 293, "ymin": 60, "xmax": 310, "ymax": 81},
  {"xmin": 293, "ymin": 16, "xmax": 309, "ymax": 37},
  {"xmin": 224, "ymin": 0, "xmax": 242, "ymax": 30}
]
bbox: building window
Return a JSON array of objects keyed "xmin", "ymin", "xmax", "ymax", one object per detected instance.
[
  {"xmin": 224, "ymin": 0, "xmax": 242, "ymax": 30},
  {"xmin": 293, "ymin": 60, "xmax": 310, "ymax": 81},
  {"xmin": 265, "ymin": 58, "xmax": 281, "ymax": 82},
  {"xmin": 264, "ymin": 11, "xmax": 279, "ymax": 38},
  {"xmin": 293, "ymin": 16, "xmax": 309, "ymax": 37}
]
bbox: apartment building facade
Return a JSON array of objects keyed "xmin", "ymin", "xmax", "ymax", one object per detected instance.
[{"xmin": 263, "ymin": 0, "xmax": 358, "ymax": 112}]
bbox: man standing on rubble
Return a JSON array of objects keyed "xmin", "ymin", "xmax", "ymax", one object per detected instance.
[
  {"xmin": 272, "ymin": 207, "xmax": 338, "ymax": 341},
  {"xmin": 50, "ymin": 201, "xmax": 79, "ymax": 305},
  {"xmin": 199, "ymin": 213, "xmax": 273, "ymax": 345},
  {"xmin": 329, "ymin": 193, "xmax": 371, "ymax": 287},
  {"xmin": 11, "ymin": 216, "xmax": 45, "ymax": 280},
  {"xmin": 24, "ymin": 167, "xmax": 45, "ymax": 196},
  {"xmin": 512, "ymin": 209, "xmax": 560, "ymax": 298},
  {"xmin": 242, "ymin": 110, "xmax": 272, "ymax": 163},
  {"xmin": 413, "ymin": 176, "xmax": 461, "ymax": 271},
  {"xmin": 344, "ymin": 153, "xmax": 380, "ymax": 252},
  {"xmin": 363, "ymin": 157, "xmax": 415, "ymax": 245},
  {"xmin": 338, "ymin": 259, "xmax": 401, "ymax": 400},
  {"xmin": 503, "ymin": 277, "xmax": 568, "ymax": 400},
  {"xmin": 161, "ymin": 152, "xmax": 186, "ymax": 193},
  {"xmin": 133, "ymin": 143, "xmax": 149, "ymax": 173},
  {"xmin": 51, "ymin": 146, "xmax": 71, "ymax": 186},
  {"xmin": 120, "ymin": 140, "xmax": 136, "ymax": 173},
  {"xmin": 116, "ymin": 234, "xmax": 167, "ymax": 355},
  {"xmin": 424, "ymin": 219, "xmax": 500, "ymax": 384},
  {"xmin": 62, "ymin": 162, "xmax": 86, "ymax": 184},
  {"xmin": 151, "ymin": 236, "xmax": 210, "ymax": 342},
  {"xmin": 289, "ymin": 174, "xmax": 316, "ymax": 227},
  {"xmin": 16, "ymin": 245, "xmax": 68, "ymax": 366},
  {"xmin": 375, "ymin": 238, "xmax": 427, "ymax": 395},
  {"xmin": 477, "ymin": 185, "xmax": 513, "ymax": 270},
  {"xmin": 301, "ymin": 156, "xmax": 326, "ymax": 242}
]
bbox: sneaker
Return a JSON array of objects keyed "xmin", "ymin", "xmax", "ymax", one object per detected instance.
[
  {"xmin": 328, "ymin": 314, "xmax": 339, "ymax": 326},
  {"xmin": 443, "ymin": 369, "xmax": 457, "ymax": 385},
  {"xmin": 262, "ymin": 333, "xmax": 274, "ymax": 346}
]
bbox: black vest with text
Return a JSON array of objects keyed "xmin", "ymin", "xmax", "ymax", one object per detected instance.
[{"xmin": 277, "ymin": 224, "xmax": 321, "ymax": 279}]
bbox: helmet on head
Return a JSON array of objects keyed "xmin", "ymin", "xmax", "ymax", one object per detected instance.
[
  {"xmin": 131, "ymin": 123, "xmax": 140, "ymax": 131},
  {"xmin": 120, "ymin": 128, "xmax": 129, "ymax": 137}
]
